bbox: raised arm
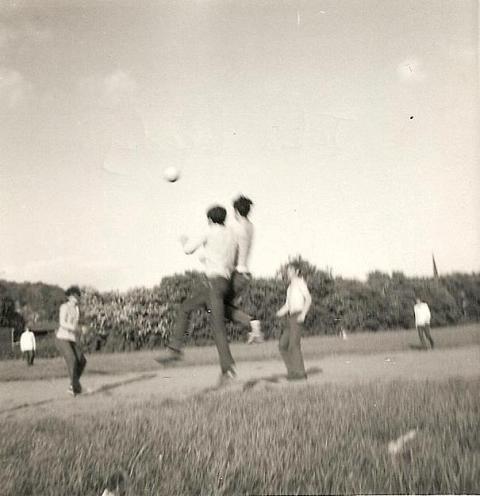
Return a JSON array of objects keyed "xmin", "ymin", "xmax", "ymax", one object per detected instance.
[
  {"xmin": 276, "ymin": 302, "xmax": 289, "ymax": 318},
  {"xmin": 181, "ymin": 233, "xmax": 207, "ymax": 255}
]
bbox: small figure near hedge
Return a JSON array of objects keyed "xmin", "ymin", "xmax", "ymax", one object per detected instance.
[{"xmin": 20, "ymin": 326, "xmax": 36, "ymax": 366}]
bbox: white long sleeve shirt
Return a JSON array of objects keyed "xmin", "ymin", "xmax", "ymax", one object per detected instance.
[
  {"xmin": 277, "ymin": 277, "xmax": 312, "ymax": 317},
  {"xmin": 183, "ymin": 223, "xmax": 237, "ymax": 279},
  {"xmin": 230, "ymin": 216, "xmax": 254, "ymax": 273},
  {"xmin": 56, "ymin": 301, "xmax": 80, "ymax": 342},
  {"xmin": 414, "ymin": 302, "xmax": 431, "ymax": 326},
  {"xmin": 20, "ymin": 330, "xmax": 36, "ymax": 352}
]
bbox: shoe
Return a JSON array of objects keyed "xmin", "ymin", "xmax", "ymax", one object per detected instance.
[
  {"xmin": 248, "ymin": 320, "xmax": 264, "ymax": 344},
  {"xmin": 69, "ymin": 384, "xmax": 83, "ymax": 395},
  {"xmin": 217, "ymin": 366, "xmax": 237, "ymax": 388},
  {"xmin": 286, "ymin": 373, "xmax": 307, "ymax": 382},
  {"xmin": 155, "ymin": 346, "xmax": 183, "ymax": 365}
]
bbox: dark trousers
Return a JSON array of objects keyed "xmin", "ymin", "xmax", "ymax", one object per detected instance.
[
  {"xmin": 170, "ymin": 276, "xmax": 235, "ymax": 374},
  {"xmin": 417, "ymin": 325, "xmax": 434, "ymax": 349},
  {"xmin": 55, "ymin": 338, "xmax": 87, "ymax": 392},
  {"xmin": 224, "ymin": 271, "xmax": 253, "ymax": 327},
  {"xmin": 279, "ymin": 313, "xmax": 306, "ymax": 378},
  {"xmin": 24, "ymin": 350, "xmax": 35, "ymax": 366}
]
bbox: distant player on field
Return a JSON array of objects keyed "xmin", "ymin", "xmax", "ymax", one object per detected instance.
[
  {"xmin": 226, "ymin": 195, "xmax": 264, "ymax": 344},
  {"xmin": 20, "ymin": 326, "xmax": 36, "ymax": 366},
  {"xmin": 414, "ymin": 296, "xmax": 434, "ymax": 350},
  {"xmin": 276, "ymin": 262, "xmax": 312, "ymax": 380}
]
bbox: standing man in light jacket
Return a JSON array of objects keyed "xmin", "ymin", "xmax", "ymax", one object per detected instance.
[
  {"xmin": 20, "ymin": 326, "xmax": 36, "ymax": 366},
  {"xmin": 56, "ymin": 286, "xmax": 87, "ymax": 396},
  {"xmin": 276, "ymin": 263, "xmax": 312, "ymax": 380},
  {"xmin": 163, "ymin": 205, "xmax": 238, "ymax": 384}
]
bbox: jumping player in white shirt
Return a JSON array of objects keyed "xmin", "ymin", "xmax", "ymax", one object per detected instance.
[
  {"xmin": 226, "ymin": 195, "xmax": 264, "ymax": 344},
  {"xmin": 162, "ymin": 205, "xmax": 238, "ymax": 383}
]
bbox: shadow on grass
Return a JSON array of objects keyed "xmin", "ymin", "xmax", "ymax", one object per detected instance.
[
  {"xmin": 85, "ymin": 369, "xmax": 111, "ymax": 376},
  {"xmin": 84, "ymin": 373, "xmax": 157, "ymax": 396},
  {"xmin": 408, "ymin": 344, "xmax": 429, "ymax": 351},
  {"xmin": 0, "ymin": 373, "xmax": 158, "ymax": 415},
  {"xmin": 242, "ymin": 365, "xmax": 323, "ymax": 391},
  {"xmin": 0, "ymin": 398, "xmax": 56, "ymax": 415},
  {"xmin": 193, "ymin": 365, "xmax": 324, "ymax": 398}
]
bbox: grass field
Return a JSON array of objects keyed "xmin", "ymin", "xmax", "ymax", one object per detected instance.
[
  {"xmin": 1, "ymin": 323, "xmax": 479, "ymax": 382},
  {"xmin": 1, "ymin": 377, "xmax": 478, "ymax": 495}
]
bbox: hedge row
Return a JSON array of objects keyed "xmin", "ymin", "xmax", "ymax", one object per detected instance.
[
  {"xmin": 78, "ymin": 265, "xmax": 480, "ymax": 353},
  {"xmin": 2, "ymin": 260, "xmax": 479, "ymax": 355}
]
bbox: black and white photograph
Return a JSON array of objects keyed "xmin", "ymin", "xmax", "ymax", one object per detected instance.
[{"xmin": 0, "ymin": 0, "xmax": 479, "ymax": 494}]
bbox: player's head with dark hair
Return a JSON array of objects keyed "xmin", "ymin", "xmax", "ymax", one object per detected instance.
[
  {"xmin": 65, "ymin": 285, "xmax": 81, "ymax": 300},
  {"xmin": 207, "ymin": 205, "xmax": 227, "ymax": 225},
  {"xmin": 286, "ymin": 262, "xmax": 302, "ymax": 280},
  {"xmin": 233, "ymin": 195, "xmax": 253, "ymax": 217},
  {"xmin": 414, "ymin": 290, "xmax": 424, "ymax": 303}
]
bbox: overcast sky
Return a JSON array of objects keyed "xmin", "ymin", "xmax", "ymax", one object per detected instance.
[{"xmin": 1, "ymin": 0, "xmax": 479, "ymax": 291}]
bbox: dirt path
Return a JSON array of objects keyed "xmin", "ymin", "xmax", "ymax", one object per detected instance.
[{"xmin": 1, "ymin": 346, "xmax": 478, "ymax": 420}]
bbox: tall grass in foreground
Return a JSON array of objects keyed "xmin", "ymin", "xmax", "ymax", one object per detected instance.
[{"xmin": 1, "ymin": 378, "xmax": 479, "ymax": 495}]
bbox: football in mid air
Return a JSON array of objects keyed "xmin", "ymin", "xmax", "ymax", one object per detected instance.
[{"xmin": 163, "ymin": 166, "xmax": 180, "ymax": 182}]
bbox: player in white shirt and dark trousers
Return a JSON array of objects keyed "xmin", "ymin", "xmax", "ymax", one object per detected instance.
[
  {"xmin": 55, "ymin": 286, "xmax": 87, "ymax": 395},
  {"xmin": 414, "ymin": 297, "xmax": 434, "ymax": 349},
  {"xmin": 276, "ymin": 263, "xmax": 312, "ymax": 380},
  {"xmin": 20, "ymin": 326, "xmax": 36, "ymax": 366},
  {"xmin": 226, "ymin": 195, "xmax": 263, "ymax": 344},
  {"xmin": 165, "ymin": 205, "xmax": 238, "ymax": 382}
]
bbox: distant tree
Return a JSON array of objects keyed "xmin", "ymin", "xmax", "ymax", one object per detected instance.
[
  {"xmin": 0, "ymin": 290, "xmax": 25, "ymax": 339},
  {"xmin": 367, "ymin": 271, "xmax": 391, "ymax": 296},
  {"xmin": 0, "ymin": 293, "xmax": 15, "ymax": 327},
  {"xmin": 0, "ymin": 280, "xmax": 65, "ymax": 323},
  {"xmin": 441, "ymin": 273, "xmax": 480, "ymax": 321}
]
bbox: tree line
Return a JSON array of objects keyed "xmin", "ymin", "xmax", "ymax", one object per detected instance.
[{"xmin": 1, "ymin": 258, "xmax": 479, "ymax": 354}]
